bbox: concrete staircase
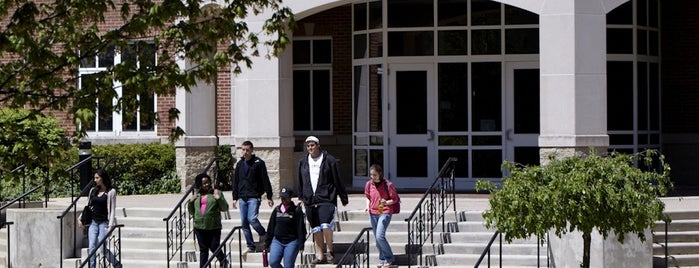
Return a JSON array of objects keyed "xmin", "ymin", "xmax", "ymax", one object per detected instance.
[
  {"xmin": 654, "ymin": 210, "xmax": 699, "ymax": 268},
  {"xmin": 47, "ymin": 196, "xmax": 546, "ymax": 268}
]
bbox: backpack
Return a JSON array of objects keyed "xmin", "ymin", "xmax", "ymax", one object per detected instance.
[{"xmin": 384, "ymin": 181, "xmax": 400, "ymax": 214}]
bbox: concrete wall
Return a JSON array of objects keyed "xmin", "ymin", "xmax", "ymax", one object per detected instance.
[
  {"xmin": 549, "ymin": 228, "xmax": 652, "ymax": 268},
  {"xmin": 6, "ymin": 208, "xmax": 83, "ymax": 268}
]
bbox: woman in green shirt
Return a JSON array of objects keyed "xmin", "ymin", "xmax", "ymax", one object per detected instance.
[{"xmin": 188, "ymin": 173, "xmax": 230, "ymax": 267}]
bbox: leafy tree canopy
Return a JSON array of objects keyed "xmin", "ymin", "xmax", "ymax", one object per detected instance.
[
  {"xmin": 0, "ymin": 0, "xmax": 295, "ymax": 142},
  {"xmin": 476, "ymin": 149, "xmax": 672, "ymax": 267}
]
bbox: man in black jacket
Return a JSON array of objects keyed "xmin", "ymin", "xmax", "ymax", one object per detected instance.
[
  {"xmin": 233, "ymin": 140, "xmax": 274, "ymax": 253},
  {"xmin": 297, "ymin": 136, "xmax": 349, "ymax": 264}
]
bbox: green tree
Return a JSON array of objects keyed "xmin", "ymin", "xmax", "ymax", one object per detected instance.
[
  {"xmin": 476, "ymin": 149, "xmax": 672, "ymax": 268},
  {"xmin": 0, "ymin": 0, "xmax": 295, "ymax": 142}
]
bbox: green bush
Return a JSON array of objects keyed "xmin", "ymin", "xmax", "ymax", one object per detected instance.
[
  {"xmin": 216, "ymin": 144, "xmax": 234, "ymax": 191},
  {"xmin": 93, "ymin": 143, "xmax": 178, "ymax": 195},
  {"xmin": 1, "ymin": 143, "xmax": 179, "ymax": 202},
  {"xmin": 0, "ymin": 108, "xmax": 72, "ymax": 202}
]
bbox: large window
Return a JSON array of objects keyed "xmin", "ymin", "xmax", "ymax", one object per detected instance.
[
  {"xmin": 79, "ymin": 43, "xmax": 157, "ymax": 135},
  {"xmin": 607, "ymin": 0, "xmax": 660, "ymax": 153},
  {"xmin": 293, "ymin": 39, "xmax": 333, "ymax": 133}
]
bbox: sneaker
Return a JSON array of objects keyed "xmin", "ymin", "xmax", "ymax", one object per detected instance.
[
  {"xmin": 326, "ymin": 251, "xmax": 335, "ymax": 263},
  {"xmin": 244, "ymin": 247, "xmax": 256, "ymax": 254}
]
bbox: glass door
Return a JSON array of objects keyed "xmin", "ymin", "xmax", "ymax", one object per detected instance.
[
  {"xmin": 504, "ymin": 62, "xmax": 540, "ymax": 166},
  {"xmin": 388, "ymin": 64, "xmax": 438, "ymax": 188}
]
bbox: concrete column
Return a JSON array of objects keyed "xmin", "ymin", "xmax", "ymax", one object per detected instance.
[
  {"xmin": 228, "ymin": 13, "xmax": 296, "ymax": 193},
  {"xmin": 538, "ymin": 0, "xmax": 610, "ymax": 153},
  {"xmin": 175, "ymin": 55, "xmax": 219, "ymax": 191},
  {"xmin": 524, "ymin": 0, "xmax": 648, "ymax": 266}
]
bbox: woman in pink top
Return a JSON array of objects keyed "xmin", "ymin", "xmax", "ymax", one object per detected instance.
[
  {"xmin": 187, "ymin": 173, "xmax": 230, "ymax": 267},
  {"xmin": 364, "ymin": 164, "xmax": 400, "ymax": 268}
]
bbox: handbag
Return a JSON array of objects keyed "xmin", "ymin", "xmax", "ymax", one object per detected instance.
[
  {"xmin": 262, "ymin": 249, "xmax": 269, "ymax": 267},
  {"xmin": 80, "ymin": 188, "xmax": 94, "ymax": 225}
]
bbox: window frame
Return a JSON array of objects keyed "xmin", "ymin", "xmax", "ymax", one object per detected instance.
[
  {"xmin": 292, "ymin": 37, "xmax": 334, "ymax": 135},
  {"xmin": 78, "ymin": 43, "xmax": 158, "ymax": 137}
]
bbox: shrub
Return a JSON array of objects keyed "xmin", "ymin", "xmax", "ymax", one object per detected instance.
[{"xmin": 93, "ymin": 143, "xmax": 178, "ymax": 195}]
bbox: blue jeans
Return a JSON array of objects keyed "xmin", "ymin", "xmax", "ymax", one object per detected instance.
[
  {"xmin": 370, "ymin": 214, "xmax": 394, "ymax": 265},
  {"xmin": 88, "ymin": 220, "xmax": 120, "ymax": 268},
  {"xmin": 238, "ymin": 198, "xmax": 266, "ymax": 249},
  {"xmin": 269, "ymin": 238, "xmax": 299, "ymax": 268}
]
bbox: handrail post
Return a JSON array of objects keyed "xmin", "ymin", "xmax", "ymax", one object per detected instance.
[
  {"xmin": 165, "ymin": 220, "xmax": 170, "ymax": 268},
  {"xmin": 499, "ymin": 234, "xmax": 502, "ymax": 268},
  {"xmin": 665, "ymin": 219, "xmax": 670, "ymax": 267},
  {"xmin": 59, "ymin": 217, "xmax": 64, "ymax": 268},
  {"xmin": 4, "ymin": 222, "xmax": 13, "ymax": 268}
]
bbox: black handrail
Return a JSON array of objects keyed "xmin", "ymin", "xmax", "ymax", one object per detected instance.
[
  {"xmin": 473, "ymin": 232, "xmax": 548, "ymax": 268},
  {"xmin": 2, "ymin": 221, "xmax": 13, "ymax": 268},
  {"xmin": 334, "ymin": 227, "xmax": 372, "ymax": 268},
  {"xmin": 203, "ymin": 226, "xmax": 243, "ymax": 268},
  {"xmin": 0, "ymin": 188, "xmax": 42, "ymax": 211},
  {"xmin": 663, "ymin": 217, "xmax": 669, "ymax": 268},
  {"xmin": 473, "ymin": 232, "xmax": 501, "ymax": 267},
  {"xmin": 77, "ymin": 224, "xmax": 124, "ymax": 268},
  {"xmin": 57, "ymin": 156, "xmax": 113, "ymax": 268},
  {"xmin": 163, "ymin": 157, "xmax": 219, "ymax": 267},
  {"xmin": 0, "ymin": 157, "xmax": 47, "ymax": 210},
  {"xmin": 404, "ymin": 157, "xmax": 458, "ymax": 267}
]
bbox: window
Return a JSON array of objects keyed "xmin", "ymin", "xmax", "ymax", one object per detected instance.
[
  {"xmin": 79, "ymin": 43, "xmax": 157, "ymax": 135},
  {"xmin": 293, "ymin": 39, "xmax": 333, "ymax": 133}
]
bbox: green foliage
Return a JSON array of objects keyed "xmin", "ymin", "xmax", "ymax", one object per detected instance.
[
  {"xmin": 216, "ymin": 144, "xmax": 234, "ymax": 191},
  {"xmin": 0, "ymin": 108, "xmax": 74, "ymax": 201},
  {"xmin": 1, "ymin": 143, "xmax": 178, "ymax": 201},
  {"xmin": 0, "ymin": 0, "xmax": 296, "ymax": 142},
  {"xmin": 93, "ymin": 143, "xmax": 178, "ymax": 195},
  {"xmin": 476, "ymin": 149, "xmax": 672, "ymax": 246},
  {"xmin": 0, "ymin": 108, "xmax": 70, "ymax": 172}
]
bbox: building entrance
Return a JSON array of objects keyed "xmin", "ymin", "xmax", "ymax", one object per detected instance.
[{"xmin": 382, "ymin": 62, "xmax": 540, "ymax": 190}]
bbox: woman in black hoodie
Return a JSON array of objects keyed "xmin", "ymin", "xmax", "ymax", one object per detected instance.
[{"xmin": 264, "ymin": 187, "xmax": 307, "ymax": 268}]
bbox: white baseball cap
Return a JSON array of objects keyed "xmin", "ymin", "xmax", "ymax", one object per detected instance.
[{"xmin": 305, "ymin": 136, "xmax": 320, "ymax": 145}]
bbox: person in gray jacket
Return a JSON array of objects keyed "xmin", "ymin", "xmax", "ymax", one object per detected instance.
[{"xmin": 297, "ymin": 136, "xmax": 349, "ymax": 264}]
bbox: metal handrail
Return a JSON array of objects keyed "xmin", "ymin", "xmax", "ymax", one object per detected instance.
[
  {"xmin": 56, "ymin": 156, "xmax": 113, "ymax": 268},
  {"xmin": 473, "ymin": 232, "xmax": 501, "ymax": 267},
  {"xmin": 404, "ymin": 157, "xmax": 458, "ymax": 267},
  {"xmin": 334, "ymin": 227, "xmax": 372, "ymax": 268},
  {"xmin": 0, "ymin": 157, "xmax": 47, "ymax": 210},
  {"xmin": 0, "ymin": 187, "xmax": 42, "ymax": 211},
  {"xmin": 473, "ymin": 232, "xmax": 548, "ymax": 268},
  {"xmin": 203, "ymin": 226, "xmax": 243, "ymax": 268},
  {"xmin": 2, "ymin": 221, "xmax": 13, "ymax": 268},
  {"xmin": 163, "ymin": 157, "xmax": 219, "ymax": 267},
  {"xmin": 77, "ymin": 224, "xmax": 124, "ymax": 268}
]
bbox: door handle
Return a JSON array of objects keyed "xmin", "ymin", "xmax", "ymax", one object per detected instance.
[
  {"xmin": 427, "ymin": 129, "xmax": 434, "ymax": 141},
  {"xmin": 506, "ymin": 129, "xmax": 513, "ymax": 141}
]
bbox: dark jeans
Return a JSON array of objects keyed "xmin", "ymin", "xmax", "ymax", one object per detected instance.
[{"xmin": 194, "ymin": 228, "xmax": 228, "ymax": 267}]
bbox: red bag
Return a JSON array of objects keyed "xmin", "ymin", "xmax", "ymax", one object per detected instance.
[
  {"xmin": 262, "ymin": 249, "xmax": 269, "ymax": 267},
  {"xmin": 384, "ymin": 181, "xmax": 400, "ymax": 214}
]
